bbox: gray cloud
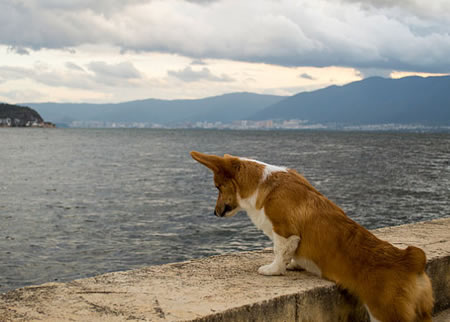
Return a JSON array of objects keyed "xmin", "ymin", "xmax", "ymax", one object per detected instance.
[
  {"xmin": 168, "ymin": 66, "xmax": 234, "ymax": 82},
  {"xmin": 357, "ymin": 68, "xmax": 393, "ymax": 78},
  {"xmin": 339, "ymin": 0, "xmax": 416, "ymax": 9},
  {"xmin": 0, "ymin": 64, "xmax": 94, "ymax": 89},
  {"xmin": 0, "ymin": 66, "xmax": 26, "ymax": 84},
  {"xmin": 337, "ymin": 0, "xmax": 450, "ymax": 15},
  {"xmin": 0, "ymin": 61, "xmax": 144, "ymax": 89},
  {"xmin": 299, "ymin": 73, "xmax": 315, "ymax": 80},
  {"xmin": 0, "ymin": 89, "xmax": 44, "ymax": 101},
  {"xmin": 86, "ymin": 61, "xmax": 142, "ymax": 80},
  {"xmin": 185, "ymin": 0, "xmax": 221, "ymax": 5},
  {"xmin": 7, "ymin": 46, "xmax": 30, "ymax": 55},
  {"xmin": 0, "ymin": 0, "xmax": 449, "ymax": 73},
  {"xmin": 27, "ymin": 0, "xmax": 152, "ymax": 15},
  {"xmin": 190, "ymin": 59, "xmax": 208, "ymax": 66},
  {"xmin": 65, "ymin": 62, "xmax": 85, "ymax": 72}
]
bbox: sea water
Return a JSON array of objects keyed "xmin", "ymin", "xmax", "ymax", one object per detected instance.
[{"xmin": 0, "ymin": 128, "xmax": 449, "ymax": 292}]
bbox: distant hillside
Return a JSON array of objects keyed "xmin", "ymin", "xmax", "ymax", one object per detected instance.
[
  {"xmin": 252, "ymin": 76, "xmax": 450, "ymax": 125},
  {"xmin": 25, "ymin": 76, "xmax": 450, "ymax": 128},
  {"xmin": 0, "ymin": 103, "xmax": 45, "ymax": 127},
  {"xmin": 27, "ymin": 93, "xmax": 285, "ymax": 125}
]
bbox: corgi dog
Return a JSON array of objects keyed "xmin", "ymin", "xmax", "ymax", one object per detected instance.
[{"xmin": 190, "ymin": 151, "xmax": 433, "ymax": 322}]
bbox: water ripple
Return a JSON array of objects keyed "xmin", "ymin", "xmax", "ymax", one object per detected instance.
[{"xmin": 0, "ymin": 129, "xmax": 449, "ymax": 292}]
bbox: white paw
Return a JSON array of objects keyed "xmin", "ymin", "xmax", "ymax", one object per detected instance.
[{"xmin": 258, "ymin": 263, "xmax": 285, "ymax": 276}]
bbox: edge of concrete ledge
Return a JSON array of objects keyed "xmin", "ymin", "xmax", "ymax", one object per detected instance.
[{"xmin": 1, "ymin": 217, "xmax": 449, "ymax": 322}]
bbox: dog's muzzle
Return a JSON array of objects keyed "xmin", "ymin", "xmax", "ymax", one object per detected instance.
[{"xmin": 215, "ymin": 204, "xmax": 233, "ymax": 217}]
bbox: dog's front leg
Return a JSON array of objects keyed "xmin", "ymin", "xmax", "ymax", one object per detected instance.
[{"xmin": 258, "ymin": 233, "xmax": 300, "ymax": 276}]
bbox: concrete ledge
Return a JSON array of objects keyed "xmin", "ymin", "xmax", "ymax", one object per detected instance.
[{"xmin": 1, "ymin": 218, "xmax": 449, "ymax": 321}]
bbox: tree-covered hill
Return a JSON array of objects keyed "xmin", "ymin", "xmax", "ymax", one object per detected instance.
[{"xmin": 0, "ymin": 103, "xmax": 45, "ymax": 127}]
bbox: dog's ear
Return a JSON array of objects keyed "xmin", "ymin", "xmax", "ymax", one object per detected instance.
[
  {"xmin": 191, "ymin": 151, "xmax": 239, "ymax": 177},
  {"xmin": 224, "ymin": 154, "xmax": 240, "ymax": 173},
  {"xmin": 190, "ymin": 151, "xmax": 224, "ymax": 173}
]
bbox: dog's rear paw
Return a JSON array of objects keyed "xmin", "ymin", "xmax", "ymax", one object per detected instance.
[
  {"xmin": 258, "ymin": 264, "xmax": 285, "ymax": 276},
  {"xmin": 286, "ymin": 259, "xmax": 304, "ymax": 271}
]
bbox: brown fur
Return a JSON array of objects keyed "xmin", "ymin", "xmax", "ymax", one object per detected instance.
[{"xmin": 190, "ymin": 151, "xmax": 434, "ymax": 322}]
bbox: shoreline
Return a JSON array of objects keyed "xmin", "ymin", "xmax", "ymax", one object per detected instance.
[{"xmin": 0, "ymin": 122, "xmax": 55, "ymax": 128}]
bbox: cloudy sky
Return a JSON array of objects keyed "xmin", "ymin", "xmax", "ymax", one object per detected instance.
[{"xmin": 1, "ymin": 0, "xmax": 449, "ymax": 103}]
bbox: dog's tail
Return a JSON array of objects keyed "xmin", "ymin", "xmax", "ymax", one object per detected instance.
[
  {"xmin": 414, "ymin": 272, "xmax": 434, "ymax": 322},
  {"xmin": 403, "ymin": 245, "xmax": 426, "ymax": 273},
  {"xmin": 403, "ymin": 246, "xmax": 434, "ymax": 321}
]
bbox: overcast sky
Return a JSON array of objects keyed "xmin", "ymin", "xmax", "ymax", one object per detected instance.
[{"xmin": 1, "ymin": 0, "xmax": 449, "ymax": 103}]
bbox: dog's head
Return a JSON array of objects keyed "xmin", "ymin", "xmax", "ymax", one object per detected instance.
[{"xmin": 190, "ymin": 151, "xmax": 241, "ymax": 217}]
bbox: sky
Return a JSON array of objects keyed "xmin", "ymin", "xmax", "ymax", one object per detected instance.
[{"xmin": 0, "ymin": 0, "xmax": 449, "ymax": 103}]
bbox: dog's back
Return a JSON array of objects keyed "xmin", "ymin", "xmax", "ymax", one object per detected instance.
[{"xmin": 268, "ymin": 170, "xmax": 434, "ymax": 322}]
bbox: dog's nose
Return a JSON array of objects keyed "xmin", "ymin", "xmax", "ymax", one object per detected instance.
[
  {"xmin": 214, "ymin": 205, "xmax": 232, "ymax": 217},
  {"xmin": 214, "ymin": 209, "xmax": 225, "ymax": 217}
]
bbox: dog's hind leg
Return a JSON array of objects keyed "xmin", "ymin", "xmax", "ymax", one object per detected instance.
[{"xmin": 258, "ymin": 233, "xmax": 300, "ymax": 276}]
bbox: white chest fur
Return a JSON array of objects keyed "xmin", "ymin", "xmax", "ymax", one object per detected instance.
[
  {"xmin": 247, "ymin": 207, "xmax": 274, "ymax": 239},
  {"xmin": 238, "ymin": 191, "xmax": 274, "ymax": 240},
  {"xmin": 236, "ymin": 159, "xmax": 287, "ymax": 241}
]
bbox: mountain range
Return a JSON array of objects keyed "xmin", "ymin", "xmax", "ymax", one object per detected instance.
[
  {"xmin": 252, "ymin": 76, "xmax": 450, "ymax": 125},
  {"xmin": 26, "ymin": 75, "xmax": 450, "ymax": 127},
  {"xmin": 27, "ymin": 93, "xmax": 284, "ymax": 126}
]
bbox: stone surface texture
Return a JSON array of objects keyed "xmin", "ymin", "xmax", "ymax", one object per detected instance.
[{"xmin": 0, "ymin": 218, "xmax": 448, "ymax": 321}]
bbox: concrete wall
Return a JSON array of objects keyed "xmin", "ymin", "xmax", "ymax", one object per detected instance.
[{"xmin": 0, "ymin": 218, "xmax": 449, "ymax": 321}]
